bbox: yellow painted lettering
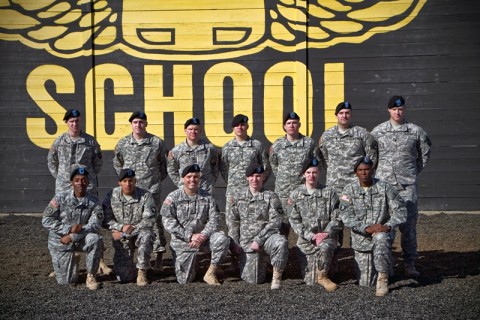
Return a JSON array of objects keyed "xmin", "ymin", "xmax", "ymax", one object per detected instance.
[{"xmin": 324, "ymin": 63, "xmax": 344, "ymax": 129}]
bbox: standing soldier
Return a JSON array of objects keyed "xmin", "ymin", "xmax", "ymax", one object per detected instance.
[
  {"xmin": 371, "ymin": 96, "xmax": 431, "ymax": 277},
  {"xmin": 102, "ymin": 169, "xmax": 156, "ymax": 286},
  {"xmin": 319, "ymin": 101, "xmax": 378, "ymax": 194},
  {"xmin": 270, "ymin": 112, "xmax": 318, "ymax": 236},
  {"xmin": 47, "ymin": 108, "xmax": 110, "ymax": 275},
  {"xmin": 161, "ymin": 164, "xmax": 229, "ymax": 285},
  {"xmin": 113, "ymin": 111, "xmax": 169, "ymax": 271},
  {"xmin": 288, "ymin": 159, "xmax": 342, "ymax": 291},
  {"xmin": 228, "ymin": 163, "xmax": 288, "ymax": 290},
  {"xmin": 220, "ymin": 114, "xmax": 271, "ymax": 225},
  {"xmin": 167, "ymin": 117, "xmax": 219, "ymax": 194},
  {"xmin": 42, "ymin": 167, "xmax": 103, "ymax": 290},
  {"xmin": 340, "ymin": 157, "xmax": 407, "ymax": 297}
]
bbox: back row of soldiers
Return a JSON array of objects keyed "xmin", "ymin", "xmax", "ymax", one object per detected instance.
[{"xmin": 43, "ymin": 96, "xmax": 431, "ymax": 296}]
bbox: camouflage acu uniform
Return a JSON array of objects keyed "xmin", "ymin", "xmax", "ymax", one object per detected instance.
[
  {"xmin": 288, "ymin": 184, "xmax": 342, "ymax": 285},
  {"xmin": 220, "ymin": 137, "xmax": 271, "ymax": 227},
  {"xmin": 42, "ymin": 191, "xmax": 103, "ymax": 285},
  {"xmin": 161, "ymin": 188, "xmax": 229, "ymax": 284},
  {"xmin": 270, "ymin": 134, "xmax": 318, "ymax": 223},
  {"xmin": 113, "ymin": 133, "xmax": 169, "ymax": 252},
  {"xmin": 47, "ymin": 132, "xmax": 103, "ymax": 196},
  {"xmin": 371, "ymin": 120, "xmax": 431, "ymax": 264},
  {"xmin": 340, "ymin": 179, "xmax": 407, "ymax": 287},
  {"xmin": 167, "ymin": 139, "xmax": 219, "ymax": 194},
  {"xmin": 228, "ymin": 187, "xmax": 288, "ymax": 284},
  {"xmin": 102, "ymin": 186, "xmax": 156, "ymax": 282},
  {"xmin": 320, "ymin": 125, "xmax": 378, "ymax": 193}
]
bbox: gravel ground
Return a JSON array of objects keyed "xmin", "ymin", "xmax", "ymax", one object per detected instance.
[{"xmin": 1, "ymin": 213, "xmax": 479, "ymax": 320}]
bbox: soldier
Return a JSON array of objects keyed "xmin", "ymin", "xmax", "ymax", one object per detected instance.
[
  {"xmin": 371, "ymin": 96, "xmax": 431, "ymax": 277},
  {"xmin": 288, "ymin": 159, "xmax": 342, "ymax": 291},
  {"xmin": 161, "ymin": 164, "xmax": 229, "ymax": 285},
  {"xmin": 42, "ymin": 167, "xmax": 103, "ymax": 290},
  {"xmin": 319, "ymin": 101, "xmax": 378, "ymax": 194},
  {"xmin": 102, "ymin": 169, "xmax": 156, "ymax": 286},
  {"xmin": 167, "ymin": 117, "xmax": 219, "ymax": 194},
  {"xmin": 227, "ymin": 163, "xmax": 288, "ymax": 289},
  {"xmin": 270, "ymin": 112, "xmax": 318, "ymax": 236},
  {"xmin": 113, "ymin": 111, "xmax": 169, "ymax": 271},
  {"xmin": 47, "ymin": 108, "xmax": 103, "ymax": 197},
  {"xmin": 340, "ymin": 157, "xmax": 407, "ymax": 297},
  {"xmin": 220, "ymin": 114, "xmax": 271, "ymax": 225}
]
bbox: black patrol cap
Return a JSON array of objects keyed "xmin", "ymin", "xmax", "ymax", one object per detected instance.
[
  {"xmin": 129, "ymin": 111, "xmax": 147, "ymax": 123},
  {"xmin": 283, "ymin": 112, "xmax": 300, "ymax": 124},
  {"xmin": 301, "ymin": 158, "xmax": 321, "ymax": 174},
  {"xmin": 70, "ymin": 167, "xmax": 89, "ymax": 181},
  {"xmin": 335, "ymin": 101, "xmax": 352, "ymax": 115},
  {"xmin": 181, "ymin": 164, "xmax": 201, "ymax": 177},
  {"xmin": 231, "ymin": 114, "xmax": 249, "ymax": 127},
  {"xmin": 118, "ymin": 168, "xmax": 135, "ymax": 181},
  {"xmin": 354, "ymin": 156, "xmax": 374, "ymax": 171},
  {"xmin": 184, "ymin": 117, "xmax": 201, "ymax": 129},
  {"xmin": 63, "ymin": 109, "xmax": 81, "ymax": 121},
  {"xmin": 388, "ymin": 96, "xmax": 405, "ymax": 109},
  {"xmin": 245, "ymin": 163, "xmax": 265, "ymax": 177}
]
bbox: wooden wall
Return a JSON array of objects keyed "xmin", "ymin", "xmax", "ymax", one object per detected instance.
[{"xmin": 0, "ymin": 0, "xmax": 479, "ymax": 212}]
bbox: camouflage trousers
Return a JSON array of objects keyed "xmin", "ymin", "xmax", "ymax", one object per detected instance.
[
  {"xmin": 398, "ymin": 184, "xmax": 418, "ymax": 263},
  {"xmin": 48, "ymin": 233, "xmax": 103, "ymax": 285},
  {"xmin": 278, "ymin": 196, "xmax": 292, "ymax": 237},
  {"xmin": 240, "ymin": 234, "xmax": 288, "ymax": 284},
  {"xmin": 354, "ymin": 232, "xmax": 394, "ymax": 287},
  {"xmin": 152, "ymin": 192, "xmax": 167, "ymax": 253},
  {"xmin": 298, "ymin": 238, "xmax": 338, "ymax": 286},
  {"xmin": 170, "ymin": 231, "xmax": 229, "ymax": 284},
  {"xmin": 112, "ymin": 229, "xmax": 155, "ymax": 282}
]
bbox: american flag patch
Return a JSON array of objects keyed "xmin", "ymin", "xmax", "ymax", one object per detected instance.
[
  {"xmin": 340, "ymin": 195, "xmax": 350, "ymax": 202},
  {"xmin": 163, "ymin": 198, "xmax": 172, "ymax": 205}
]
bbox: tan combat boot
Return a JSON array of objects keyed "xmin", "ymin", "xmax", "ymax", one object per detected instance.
[
  {"xmin": 405, "ymin": 262, "xmax": 420, "ymax": 277},
  {"xmin": 376, "ymin": 272, "xmax": 389, "ymax": 297},
  {"xmin": 86, "ymin": 273, "xmax": 100, "ymax": 290},
  {"xmin": 137, "ymin": 269, "xmax": 148, "ymax": 286},
  {"xmin": 271, "ymin": 268, "xmax": 283, "ymax": 290},
  {"xmin": 98, "ymin": 258, "xmax": 113, "ymax": 276},
  {"xmin": 203, "ymin": 264, "xmax": 221, "ymax": 285},
  {"xmin": 154, "ymin": 252, "xmax": 164, "ymax": 272},
  {"xmin": 317, "ymin": 269, "xmax": 338, "ymax": 292}
]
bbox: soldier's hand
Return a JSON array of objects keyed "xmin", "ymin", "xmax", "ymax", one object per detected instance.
[
  {"xmin": 70, "ymin": 224, "xmax": 82, "ymax": 234},
  {"xmin": 112, "ymin": 230, "xmax": 123, "ymax": 241},
  {"xmin": 191, "ymin": 233, "xmax": 206, "ymax": 245},
  {"xmin": 60, "ymin": 235, "xmax": 72, "ymax": 244},
  {"xmin": 122, "ymin": 224, "xmax": 135, "ymax": 234},
  {"xmin": 365, "ymin": 224, "xmax": 390, "ymax": 234},
  {"xmin": 250, "ymin": 241, "xmax": 261, "ymax": 252},
  {"xmin": 314, "ymin": 232, "xmax": 329, "ymax": 246}
]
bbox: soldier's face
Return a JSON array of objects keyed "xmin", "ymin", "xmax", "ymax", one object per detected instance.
[
  {"xmin": 233, "ymin": 122, "xmax": 248, "ymax": 138},
  {"xmin": 247, "ymin": 173, "xmax": 264, "ymax": 191},
  {"xmin": 71, "ymin": 175, "xmax": 88, "ymax": 197},
  {"xmin": 185, "ymin": 125, "xmax": 201, "ymax": 142},
  {"xmin": 183, "ymin": 172, "xmax": 200, "ymax": 193},
  {"xmin": 336, "ymin": 109, "xmax": 352, "ymax": 126},
  {"xmin": 66, "ymin": 117, "xmax": 81, "ymax": 135},
  {"xmin": 304, "ymin": 167, "xmax": 320, "ymax": 185},
  {"xmin": 388, "ymin": 106, "xmax": 405, "ymax": 124},
  {"xmin": 131, "ymin": 119, "xmax": 147, "ymax": 136},
  {"xmin": 283, "ymin": 119, "xmax": 300, "ymax": 135},
  {"xmin": 355, "ymin": 163, "xmax": 374, "ymax": 186},
  {"xmin": 119, "ymin": 177, "xmax": 136, "ymax": 196}
]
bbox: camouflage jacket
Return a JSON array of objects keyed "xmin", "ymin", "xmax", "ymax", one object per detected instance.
[
  {"xmin": 227, "ymin": 187, "xmax": 282, "ymax": 251},
  {"xmin": 167, "ymin": 138, "xmax": 219, "ymax": 193},
  {"xmin": 161, "ymin": 188, "xmax": 220, "ymax": 249},
  {"xmin": 339, "ymin": 179, "xmax": 407, "ymax": 251},
  {"xmin": 102, "ymin": 186, "xmax": 156, "ymax": 233},
  {"xmin": 288, "ymin": 184, "xmax": 342, "ymax": 254},
  {"xmin": 220, "ymin": 137, "xmax": 271, "ymax": 194},
  {"xmin": 371, "ymin": 120, "xmax": 431, "ymax": 186},
  {"xmin": 320, "ymin": 125, "xmax": 378, "ymax": 191},
  {"xmin": 269, "ymin": 134, "xmax": 318, "ymax": 198},
  {"xmin": 42, "ymin": 190, "xmax": 103, "ymax": 248},
  {"xmin": 47, "ymin": 131, "xmax": 103, "ymax": 195},
  {"xmin": 113, "ymin": 133, "xmax": 168, "ymax": 194}
]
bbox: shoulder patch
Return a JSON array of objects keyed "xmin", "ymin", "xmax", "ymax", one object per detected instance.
[
  {"xmin": 50, "ymin": 199, "xmax": 59, "ymax": 208},
  {"xmin": 287, "ymin": 198, "xmax": 294, "ymax": 206},
  {"xmin": 168, "ymin": 151, "xmax": 174, "ymax": 160},
  {"xmin": 340, "ymin": 195, "xmax": 350, "ymax": 202},
  {"xmin": 163, "ymin": 198, "xmax": 172, "ymax": 205}
]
